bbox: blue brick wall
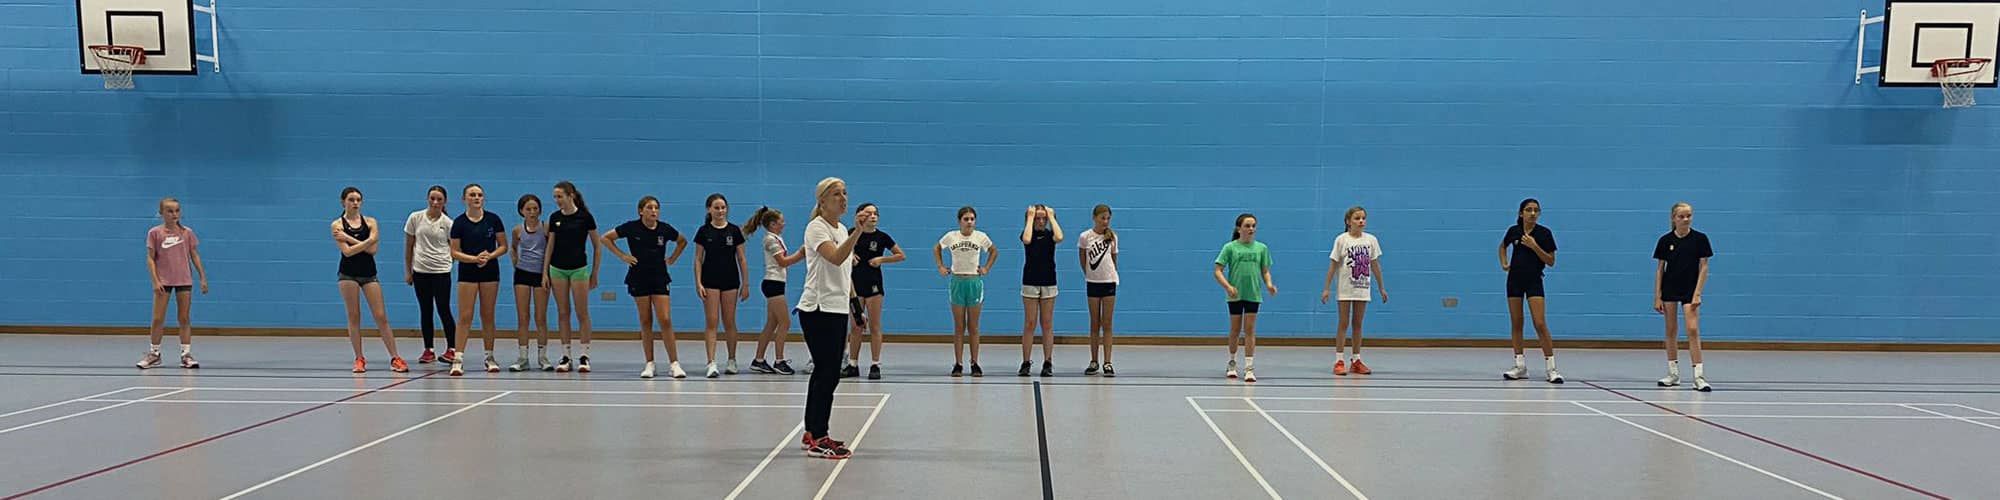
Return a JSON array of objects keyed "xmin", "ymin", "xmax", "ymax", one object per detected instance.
[{"xmin": 4, "ymin": 0, "xmax": 1996, "ymax": 342}]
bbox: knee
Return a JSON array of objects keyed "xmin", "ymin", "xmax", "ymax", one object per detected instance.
[{"xmin": 1685, "ymin": 325, "xmax": 1701, "ymax": 337}]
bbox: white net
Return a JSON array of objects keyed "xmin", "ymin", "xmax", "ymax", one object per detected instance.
[
  {"xmin": 1933, "ymin": 59, "xmax": 1989, "ymax": 109},
  {"xmin": 89, "ymin": 45, "xmax": 143, "ymax": 90}
]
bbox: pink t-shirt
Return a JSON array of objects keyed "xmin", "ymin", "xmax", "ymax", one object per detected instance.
[{"xmin": 148, "ymin": 225, "xmax": 198, "ymax": 286}]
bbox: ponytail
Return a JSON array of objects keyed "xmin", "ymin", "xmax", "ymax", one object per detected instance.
[
  {"xmin": 555, "ymin": 181, "xmax": 589, "ymax": 215},
  {"xmin": 744, "ymin": 206, "xmax": 781, "ymax": 237}
]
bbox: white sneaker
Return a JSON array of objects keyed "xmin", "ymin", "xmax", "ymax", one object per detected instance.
[
  {"xmin": 1225, "ymin": 359, "xmax": 1239, "ymax": 379},
  {"xmin": 640, "ymin": 362, "xmax": 656, "ymax": 379},
  {"xmin": 483, "ymin": 355, "xmax": 501, "ymax": 373},
  {"xmin": 1502, "ymin": 366, "xmax": 1528, "ymax": 380},
  {"xmin": 508, "ymin": 353, "xmax": 529, "ymax": 372},
  {"xmin": 1244, "ymin": 367, "xmax": 1257, "ymax": 383},
  {"xmin": 449, "ymin": 360, "xmax": 464, "ymax": 377},
  {"xmin": 670, "ymin": 361, "xmax": 688, "ymax": 379},
  {"xmin": 1693, "ymin": 376, "xmax": 1711, "ymax": 392},
  {"xmin": 803, "ymin": 359, "xmax": 815, "ymax": 374},
  {"xmin": 1546, "ymin": 369, "xmax": 1565, "ymax": 384},
  {"xmin": 1658, "ymin": 373, "xmax": 1681, "ymax": 387},
  {"xmin": 539, "ymin": 353, "xmax": 554, "ymax": 371},
  {"xmin": 706, "ymin": 362, "xmax": 721, "ymax": 379},
  {"xmin": 725, "ymin": 359, "xmax": 739, "ymax": 375}
]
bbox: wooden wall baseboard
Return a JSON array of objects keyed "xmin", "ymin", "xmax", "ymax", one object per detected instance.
[{"xmin": 6, "ymin": 325, "xmax": 1998, "ymax": 352}]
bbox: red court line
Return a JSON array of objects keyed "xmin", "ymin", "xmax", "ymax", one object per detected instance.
[
  {"xmin": 4, "ymin": 371, "xmax": 442, "ymax": 500},
  {"xmin": 1581, "ymin": 381, "xmax": 1948, "ymax": 500}
]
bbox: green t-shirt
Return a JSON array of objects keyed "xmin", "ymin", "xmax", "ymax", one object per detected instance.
[{"xmin": 1215, "ymin": 240, "xmax": 1272, "ymax": 303}]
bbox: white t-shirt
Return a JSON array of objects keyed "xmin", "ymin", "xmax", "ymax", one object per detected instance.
[
  {"xmin": 1329, "ymin": 232, "xmax": 1382, "ymax": 302},
  {"xmin": 796, "ymin": 217, "xmax": 852, "ymax": 314},
  {"xmin": 937, "ymin": 230, "xmax": 994, "ymax": 275},
  {"xmin": 762, "ymin": 232, "xmax": 788, "ymax": 283},
  {"xmin": 1078, "ymin": 228, "xmax": 1119, "ymax": 284},
  {"xmin": 405, "ymin": 210, "xmax": 455, "ymax": 274}
]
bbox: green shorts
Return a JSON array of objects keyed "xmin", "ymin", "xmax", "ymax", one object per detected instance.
[
  {"xmin": 548, "ymin": 265, "xmax": 591, "ymax": 282},
  {"xmin": 948, "ymin": 276, "xmax": 985, "ymax": 307}
]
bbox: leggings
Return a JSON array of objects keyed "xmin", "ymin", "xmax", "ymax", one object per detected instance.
[
  {"xmin": 799, "ymin": 310, "xmax": 848, "ymax": 437},
  {"xmin": 413, "ymin": 272, "xmax": 457, "ymax": 349}
]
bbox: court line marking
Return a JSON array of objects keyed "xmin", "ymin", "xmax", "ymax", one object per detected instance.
[
  {"xmin": 1188, "ymin": 395, "xmax": 1945, "ymax": 406},
  {"xmin": 80, "ymin": 398, "xmax": 878, "ymax": 410},
  {"xmin": 1951, "ymin": 404, "xmax": 2000, "ymax": 417},
  {"xmin": 1187, "ymin": 397, "xmax": 1282, "ymax": 500},
  {"xmin": 1900, "ymin": 404, "xmax": 2000, "ymax": 432},
  {"xmin": 726, "ymin": 422, "xmax": 807, "ymax": 500},
  {"xmin": 814, "ymin": 394, "xmax": 892, "ymax": 500},
  {"xmin": 0, "ymin": 389, "xmax": 190, "ymax": 436},
  {"xmin": 0, "ymin": 387, "xmax": 138, "ymax": 419},
  {"xmin": 1197, "ymin": 408, "xmax": 1998, "ymax": 420},
  {"xmin": 128, "ymin": 386, "xmax": 888, "ymax": 397},
  {"xmin": 1572, "ymin": 402, "xmax": 1843, "ymax": 500},
  {"xmin": 1245, "ymin": 398, "xmax": 1368, "ymax": 500},
  {"xmin": 218, "ymin": 391, "xmax": 514, "ymax": 500}
]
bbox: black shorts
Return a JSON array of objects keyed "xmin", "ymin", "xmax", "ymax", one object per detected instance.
[
  {"xmin": 699, "ymin": 270, "xmax": 741, "ymax": 293},
  {"xmin": 457, "ymin": 264, "xmax": 500, "ymax": 283},
  {"xmin": 1506, "ymin": 274, "xmax": 1545, "ymax": 298},
  {"xmin": 1659, "ymin": 287, "xmax": 1694, "ymax": 304},
  {"xmin": 762, "ymin": 279, "xmax": 786, "ymax": 299},
  {"xmin": 514, "ymin": 269, "xmax": 543, "ymax": 288},
  {"xmin": 854, "ymin": 277, "xmax": 884, "ymax": 298},
  {"xmin": 1087, "ymin": 282, "xmax": 1117, "ymax": 298},
  {"xmin": 336, "ymin": 273, "xmax": 378, "ymax": 285},
  {"xmin": 627, "ymin": 280, "xmax": 670, "ymax": 298},
  {"xmin": 161, "ymin": 285, "xmax": 193, "ymax": 294},
  {"xmin": 1227, "ymin": 300, "xmax": 1261, "ymax": 315}
]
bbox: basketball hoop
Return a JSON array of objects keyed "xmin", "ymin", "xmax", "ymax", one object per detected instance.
[
  {"xmin": 1931, "ymin": 58, "xmax": 1990, "ymax": 108},
  {"xmin": 87, "ymin": 44, "xmax": 145, "ymax": 90}
]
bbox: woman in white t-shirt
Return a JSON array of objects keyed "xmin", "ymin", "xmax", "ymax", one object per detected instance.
[
  {"xmin": 404, "ymin": 185, "xmax": 457, "ymax": 364},
  {"xmin": 932, "ymin": 206, "xmax": 998, "ymax": 377},
  {"xmin": 745, "ymin": 206, "xmax": 805, "ymax": 375},
  {"xmin": 797, "ymin": 177, "xmax": 861, "ymax": 460},
  {"xmin": 1319, "ymin": 206, "xmax": 1387, "ymax": 376},
  {"xmin": 1077, "ymin": 204, "xmax": 1119, "ymax": 376}
]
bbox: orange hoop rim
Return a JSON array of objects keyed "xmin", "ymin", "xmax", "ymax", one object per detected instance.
[
  {"xmin": 87, "ymin": 44, "xmax": 146, "ymax": 65},
  {"xmin": 1931, "ymin": 57, "xmax": 1990, "ymax": 78}
]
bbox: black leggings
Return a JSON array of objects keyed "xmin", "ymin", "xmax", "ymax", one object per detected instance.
[
  {"xmin": 413, "ymin": 272, "xmax": 457, "ymax": 349},
  {"xmin": 799, "ymin": 310, "xmax": 848, "ymax": 437}
]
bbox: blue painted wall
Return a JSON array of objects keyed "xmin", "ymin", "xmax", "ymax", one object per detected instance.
[{"xmin": 4, "ymin": 0, "xmax": 1995, "ymax": 341}]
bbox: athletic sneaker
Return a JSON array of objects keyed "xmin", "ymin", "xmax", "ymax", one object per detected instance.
[
  {"xmin": 1226, "ymin": 359, "xmax": 1239, "ymax": 379},
  {"xmin": 670, "ymin": 361, "xmax": 688, "ymax": 379},
  {"xmin": 705, "ymin": 362, "xmax": 720, "ymax": 379},
  {"xmin": 1546, "ymin": 369, "xmax": 1565, "ymax": 384},
  {"xmin": 180, "ymin": 353, "xmax": 199, "ymax": 369},
  {"xmin": 390, "ymin": 357, "xmax": 409, "ymax": 373},
  {"xmin": 970, "ymin": 363, "xmax": 983, "ymax": 377},
  {"xmin": 951, "ymin": 364, "xmax": 964, "ymax": 377},
  {"xmin": 1502, "ymin": 366, "xmax": 1528, "ymax": 380},
  {"xmin": 1333, "ymin": 360, "xmax": 1347, "ymax": 376},
  {"xmin": 1351, "ymin": 359, "xmax": 1371, "ymax": 375},
  {"xmin": 750, "ymin": 359, "xmax": 776, "ymax": 374},
  {"xmin": 352, "ymin": 357, "xmax": 366, "ymax": 373},
  {"xmin": 538, "ymin": 353, "xmax": 554, "ymax": 371},
  {"xmin": 725, "ymin": 359, "xmax": 739, "ymax": 375},
  {"xmin": 868, "ymin": 364, "xmax": 881, "ymax": 380},
  {"xmin": 418, "ymin": 348, "xmax": 436, "ymax": 364},
  {"xmin": 555, "ymin": 356, "xmax": 573, "ymax": 373},
  {"xmin": 1040, "ymin": 361, "xmax": 1053, "ymax": 377},
  {"xmin": 1018, "ymin": 361, "xmax": 1032, "ymax": 377},
  {"xmin": 577, "ymin": 355, "xmax": 592, "ymax": 373},
  {"xmin": 440, "ymin": 349, "xmax": 459, "ymax": 364},
  {"xmin": 774, "ymin": 359, "xmax": 796, "ymax": 375},
  {"xmin": 640, "ymin": 362, "xmax": 656, "ymax": 379},
  {"xmin": 484, "ymin": 355, "xmax": 501, "ymax": 373},
  {"xmin": 1693, "ymin": 376, "xmax": 1711, "ymax": 392},
  {"xmin": 449, "ymin": 360, "xmax": 464, "ymax": 377},
  {"xmin": 1658, "ymin": 373, "xmax": 1682, "ymax": 387},
  {"xmin": 508, "ymin": 353, "xmax": 529, "ymax": 372},
  {"xmin": 841, "ymin": 363, "xmax": 860, "ymax": 379},
  {"xmin": 1244, "ymin": 367, "xmax": 1258, "ymax": 383},
  {"xmin": 1102, "ymin": 363, "xmax": 1115, "ymax": 377},
  {"xmin": 805, "ymin": 436, "xmax": 852, "ymax": 460},
  {"xmin": 1084, "ymin": 361, "xmax": 1100, "ymax": 375},
  {"xmin": 136, "ymin": 351, "xmax": 162, "ymax": 369},
  {"xmin": 803, "ymin": 359, "xmax": 815, "ymax": 374}
]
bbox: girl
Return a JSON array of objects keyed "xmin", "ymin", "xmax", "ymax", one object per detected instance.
[
  {"xmin": 448, "ymin": 184, "xmax": 509, "ymax": 376},
  {"xmin": 1214, "ymin": 213, "xmax": 1275, "ymax": 382},
  {"xmin": 747, "ymin": 206, "xmax": 806, "ymax": 375},
  {"xmin": 1654, "ymin": 202, "xmax": 1714, "ymax": 392},
  {"xmin": 510, "ymin": 194, "xmax": 552, "ymax": 372},
  {"xmin": 1018, "ymin": 205, "xmax": 1063, "ymax": 377},
  {"xmin": 846, "ymin": 203, "xmax": 905, "ymax": 380},
  {"xmin": 602, "ymin": 196, "xmax": 690, "ymax": 379},
  {"xmin": 1319, "ymin": 206, "xmax": 1387, "ymax": 376},
  {"xmin": 544, "ymin": 181, "xmax": 601, "ymax": 373},
  {"xmin": 934, "ymin": 206, "xmax": 998, "ymax": 377},
  {"xmin": 1500, "ymin": 198, "xmax": 1562, "ymax": 384},
  {"xmin": 404, "ymin": 186, "xmax": 456, "ymax": 364},
  {"xmin": 331, "ymin": 188, "xmax": 406, "ymax": 373},
  {"xmin": 138, "ymin": 197, "xmax": 208, "ymax": 370},
  {"xmin": 693, "ymin": 194, "xmax": 749, "ymax": 378},
  {"xmin": 798, "ymin": 177, "xmax": 860, "ymax": 460},
  {"xmin": 1078, "ymin": 204, "xmax": 1119, "ymax": 376}
]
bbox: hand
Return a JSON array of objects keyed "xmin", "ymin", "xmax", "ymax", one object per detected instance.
[
  {"xmin": 618, "ymin": 254, "xmax": 638, "ymax": 266},
  {"xmin": 1378, "ymin": 289, "xmax": 1388, "ymax": 304},
  {"xmin": 587, "ymin": 275, "xmax": 598, "ymax": 290},
  {"xmin": 543, "ymin": 275, "xmax": 553, "ymax": 289},
  {"xmin": 1225, "ymin": 285, "xmax": 1239, "ymax": 300},
  {"xmin": 1266, "ymin": 283, "xmax": 1278, "ymax": 296},
  {"xmin": 1519, "ymin": 234, "xmax": 1540, "ymax": 251},
  {"xmin": 200, "ymin": 280, "xmax": 209, "ymax": 295},
  {"xmin": 978, "ymin": 267, "xmax": 989, "ymax": 276},
  {"xmin": 698, "ymin": 288, "xmax": 710, "ymax": 300},
  {"xmin": 1690, "ymin": 293, "xmax": 1702, "ymax": 308},
  {"xmin": 151, "ymin": 280, "xmax": 163, "ymax": 295},
  {"xmin": 739, "ymin": 290, "xmax": 749, "ymax": 303},
  {"xmin": 1501, "ymin": 263, "xmax": 1511, "ymax": 273},
  {"xmin": 1320, "ymin": 289, "xmax": 1331, "ymax": 304},
  {"xmin": 869, "ymin": 257, "xmax": 884, "ymax": 268},
  {"xmin": 406, "ymin": 270, "xmax": 414, "ymax": 286},
  {"xmin": 938, "ymin": 266, "xmax": 950, "ymax": 277},
  {"xmin": 1653, "ymin": 299, "xmax": 1665, "ymax": 314},
  {"xmin": 666, "ymin": 256, "xmax": 679, "ymax": 266}
]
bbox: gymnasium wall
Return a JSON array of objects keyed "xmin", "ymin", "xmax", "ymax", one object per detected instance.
[{"xmin": 3, "ymin": 0, "xmax": 1995, "ymax": 342}]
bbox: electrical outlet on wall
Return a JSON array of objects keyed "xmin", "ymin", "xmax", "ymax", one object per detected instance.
[
  {"xmin": 1442, "ymin": 296, "xmax": 1459, "ymax": 308},
  {"xmin": 602, "ymin": 292, "xmax": 616, "ymax": 302}
]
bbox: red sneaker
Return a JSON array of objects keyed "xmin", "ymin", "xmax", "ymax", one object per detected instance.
[
  {"xmin": 417, "ymin": 349, "xmax": 436, "ymax": 364},
  {"xmin": 1351, "ymin": 359, "xmax": 1372, "ymax": 375},
  {"xmin": 1333, "ymin": 360, "xmax": 1348, "ymax": 376},
  {"xmin": 391, "ymin": 357, "xmax": 410, "ymax": 373},
  {"xmin": 352, "ymin": 357, "xmax": 367, "ymax": 373}
]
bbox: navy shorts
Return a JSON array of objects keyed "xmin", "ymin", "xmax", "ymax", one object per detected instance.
[
  {"xmin": 1086, "ymin": 282, "xmax": 1117, "ymax": 298},
  {"xmin": 1227, "ymin": 300, "xmax": 1261, "ymax": 315},
  {"xmin": 1506, "ymin": 274, "xmax": 1545, "ymax": 298},
  {"xmin": 762, "ymin": 279, "xmax": 786, "ymax": 299}
]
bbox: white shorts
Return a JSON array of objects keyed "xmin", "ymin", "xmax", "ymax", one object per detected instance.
[{"xmin": 1021, "ymin": 285, "xmax": 1058, "ymax": 299}]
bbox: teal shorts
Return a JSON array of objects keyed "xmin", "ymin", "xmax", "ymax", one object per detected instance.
[{"xmin": 948, "ymin": 276, "xmax": 985, "ymax": 307}]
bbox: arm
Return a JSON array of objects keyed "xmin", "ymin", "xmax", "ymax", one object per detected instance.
[
  {"xmin": 1077, "ymin": 245, "xmax": 1088, "ymax": 272},
  {"xmin": 1653, "ymin": 260, "xmax": 1666, "ymax": 313},
  {"xmin": 1213, "ymin": 263, "xmax": 1236, "ymax": 297},
  {"xmin": 736, "ymin": 241, "xmax": 750, "ymax": 302},
  {"xmin": 190, "ymin": 245, "xmax": 209, "ymax": 294},
  {"xmin": 1048, "ymin": 211, "xmax": 1064, "ymax": 244},
  {"xmin": 449, "ymin": 238, "xmax": 479, "ymax": 263},
  {"xmin": 361, "ymin": 218, "xmax": 381, "ymax": 254},
  {"xmin": 1693, "ymin": 258, "xmax": 1710, "ymax": 305},
  {"xmin": 488, "ymin": 228, "xmax": 509, "ymax": 260},
  {"xmin": 981, "ymin": 244, "xmax": 999, "ymax": 275},
  {"xmin": 1497, "ymin": 242, "xmax": 1511, "ymax": 272},
  {"xmin": 814, "ymin": 225, "xmax": 860, "ymax": 265},
  {"xmin": 588, "ymin": 229, "xmax": 603, "ymax": 287},
  {"xmin": 333, "ymin": 221, "xmax": 366, "ymax": 257},
  {"xmin": 541, "ymin": 233, "xmax": 558, "ymax": 286},
  {"xmin": 1372, "ymin": 258, "xmax": 1386, "ymax": 302},
  {"xmin": 693, "ymin": 241, "xmax": 706, "ymax": 290},
  {"xmin": 1320, "ymin": 257, "xmax": 1338, "ymax": 304},
  {"xmin": 933, "ymin": 243, "xmax": 949, "ymax": 276},
  {"xmin": 875, "ymin": 244, "xmax": 907, "ymax": 267},
  {"xmin": 598, "ymin": 230, "xmax": 637, "ymax": 265},
  {"xmin": 1262, "ymin": 262, "xmax": 1277, "ymax": 295},
  {"xmin": 668, "ymin": 235, "xmax": 689, "ymax": 265},
  {"xmin": 1529, "ymin": 244, "xmax": 1555, "ymax": 266},
  {"xmin": 1021, "ymin": 209, "xmax": 1035, "ymax": 244},
  {"xmin": 777, "ymin": 241, "xmax": 808, "ymax": 267},
  {"xmin": 404, "ymin": 230, "xmax": 418, "ymax": 284},
  {"xmin": 146, "ymin": 243, "xmax": 161, "ymax": 292},
  {"xmin": 510, "ymin": 227, "xmax": 522, "ymax": 269}
]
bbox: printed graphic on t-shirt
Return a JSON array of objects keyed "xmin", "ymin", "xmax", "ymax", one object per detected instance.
[{"xmin": 1086, "ymin": 240, "xmax": 1112, "ymax": 271}]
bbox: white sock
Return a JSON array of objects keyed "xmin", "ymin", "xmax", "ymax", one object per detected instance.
[
  {"xmin": 1352, "ymin": 354, "xmax": 1361, "ymax": 363},
  {"xmin": 1668, "ymin": 360, "xmax": 1681, "ymax": 376},
  {"xmin": 1245, "ymin": 356, "xmax": 1255, "ymax": 369},
  {"xmin": 1545, "ymin": 356, "xmax": 1557, "ymax": 371},
  {"xmin": 581, "ymin": 343, "xmax": 590, "ymax": 356},
  {"xmin": 563, "ymin": 344, "xmax": 572, "ymax": 357},
  {"xmin": 1693, "ymin": 363, "xmax": 1704, "ymax": 378},
  {"xmin": 1513, "ymin": 354, "xmax": 1525, "ymax": 368},
  {"xmin": 149, "ymin": 344, "xmax": 161, "ymax": 354},
  {"xmin": 180, "ymin": 344, "xmax": 191, "ymax": 355}
]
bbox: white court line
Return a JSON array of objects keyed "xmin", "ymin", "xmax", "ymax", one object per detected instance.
[
  {"xmin": 218, "ymin": 391, "xmax": 513, "ymax": 500},
  {"xmin": 1189, "ymin": 396, "xmax": 1933, "ymax": 407},
  {"xmin": 726, "ymin": 422, "xmax": 807, "ymax": 500},
  {"xmin": 127, "ymin": 386, "xmax": 889, "ymax": 397},
  {"xmin": 79, "ymin": 398, "xmax": 879, "ymax": 410},
  {"xmin": 0, "ymin": 388, "xmax": 191, "ymax": 436},
  {"xmin": 1200, "ymin": 408, "xmax": 1998, "ymax": 420},
  {"xmin": 1951, "ymin": 404, "xmax": 2000, "ymax": 418},
  {"xmin": 814, "ymin": 394, "xmax": 892, "ymax": 500},
  {"xmin": 1187, "ymin": 397, "xmax": 1282, "ymax": 500},
  {"xmin": 1244, "ymin": 399, "xmax": 1369, "ymax": 500},
  {"xmin": 1900, "ymin": 404, "xmax": 2000, "ymax": 432},
  {"xmin": 1571, "ymin": 402, "xmax": 1842, "ymax": 500},
  {"xmin": 0, "ymin": 387, "xmax": 138, "ymax": 419}
]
